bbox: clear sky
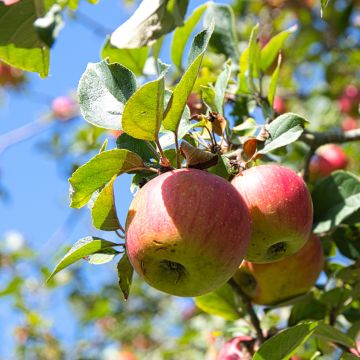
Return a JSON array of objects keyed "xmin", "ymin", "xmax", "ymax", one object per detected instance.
[{"xmin": 0, "ymin": 1, "xmax": 227, "ymax": 358}]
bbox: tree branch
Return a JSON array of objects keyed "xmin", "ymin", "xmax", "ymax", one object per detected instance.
[{"xmin": 228, "ymin": 278, "xmax": 265, "ymax": 344}]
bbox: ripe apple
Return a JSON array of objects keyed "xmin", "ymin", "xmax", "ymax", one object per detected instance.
[
  {"xmin": 338, "ymin": 85, "xmax": 360, "ymax": 115},
  {"xmin": 231, "ymin": 165, "xmax": 313, "ymax": 263},
  {"xmin": 233, "ymin": 235, "xmax": 324, "ymax": 306},
  {"xmin": 309, "ymin": 144, "xmax": 348, "ymax": 179},
  {"xmin": 125, "ymin": 168, "xmax": 252, "ymax": 297},
  {"xmin": 341, "ymin": 117, "xmax": 358, "ymax": 131},
  {"xmin": 273, "ymin": 96, "xmax": 286, "ymax": 114},
  {"xmin": 51, "ymin": 96, "xmax": 78, "ymax": 121},
  {"xmin": 0, "ymin": 61, "xmax": 25, "ymax": 87},
  {"xmin": 217, "ymin": 336, "xmax": 255, "ymax": 360}
]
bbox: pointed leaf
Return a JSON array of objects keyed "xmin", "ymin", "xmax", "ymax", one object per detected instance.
[
  {"xmin": 314, "ymin": 322, "xmax": 355, "ymax": 349},
  {"xmin": 48, "ymin": 237, "xmax": 118, "ymax": 282},
  {"xmin": 78, "ymin": 60, "xmax": 137, "ymax": 130},
  {"xmin": 214, "ymin": 61, "xmax": 232, "ymax": 115},
  {"xmin": 117, "ymin": 253, "xmax": 134, "ymax": 301},
  {"xmin": 86, "ymin": 248, "xmax": 119, "ymax": 265},
  {"xmin": 163, "ymin": 24, "xmax": 214, "ymax": 133},
  {"xmin": 312, "ymin": 171, "xmax": 360, "ymax": 233},
  {"xmin": 69, "ymin": 149, "xmax": 144, "ymax": 208},
  {"xmin": 111, "ymin": 0, "xmax": 189, "ymax": 48},
  {"xmin": 101, "ymin": 37, "xmax": 148, "ymax": 76},
  {"xmin": 194, "ymin": 283, "xmax": 241, "ymax": 321},
  {"xmin": 261, "ymin": 25, "xmax": 297, "ymax": 72},
  {"xmin": 171, "ymin": 3, "xmax": 207, "ymax": 70},
  {"xmin": 268, "ymin": 54, "xmax": 282, "ymax": 106},
  {"xmin": 122, "ymin": 65, "xmax": 169, "ymax": 140},
  {"xmin": 253, "ymin": 322, "xmax": 318, "ymax": 360},
  {"xmin": 91, "ymin": 176, "xmax": 120, "ymax": 231}
]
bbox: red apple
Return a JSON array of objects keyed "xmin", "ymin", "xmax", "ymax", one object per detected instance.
[
  {"xmin": 309, "ymin": 144, "xmax": 348, "ymax": 179},
  {"xmin": 0, "ymin": 61, "xmax": 25, "ymax": 87},
  {"xmin": 231, "ymin": 165, "xmax": 313, "ymax": 263},
  {"xmin": 125, "ymin": 168, "xmax": 252, "ymax": 297},
  {"xmin": 341, "ymin": 117, "xmax": 358, "ymax": 131},
  {"xmin": 338, "ymin": 85, "xmax": 360, "ymax": 115},
  {"xmin": 51, "ymin": 96, "xmax": 78, "ymax": 121},
  {"xmin": 233, "ymin": 235, "xmax": 324, "ymax": 305},
  {"xmin": 187, "ymin": 92, "xmax": 203, "ymax": 115},
  {"xmin": 217, "ymin": 336, "xmax": 255, "ymax": 360},
  {"xmin": 273, "ymin": 96, "xmax": 286, "ymax": 114}
]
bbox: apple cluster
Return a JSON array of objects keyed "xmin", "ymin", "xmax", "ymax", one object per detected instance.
[{"xmin": 125, "ymin": 163, "xmax": 321, "ymax": 302}]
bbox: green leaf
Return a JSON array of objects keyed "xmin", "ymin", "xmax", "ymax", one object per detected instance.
[
  {"xmin": 203, "ymin": 3, "xmax": 239, "ymax": 63},
  {"xmin": 78, "ymin": 60, "xmax": 137, "ymax": 130},
  {"xmin": 163, "ymin": 23, "xmax": 214, "ymax": 133},
  {"xmin": 122, "ymin": 64, "xmax": 169, "ymax": 141},
  {"xmin": 312, "ymin": 171, "xmax": 360, "ymax": 233},
  {"xmin": 232, "ymin": 117, "xmax": 257, "ymax": 137},
  {"xmin": 101, "ymin": 37, "xmax": 148, "ymax": 76},
  {"xmin": 332, "ymin": 224, "xmax": 360, "ymax": 260},
  {"xmin": 253, "ymin": 322, "xmax": 318, "ymax": 360},
  {"xmin": 85, "ymin": 248, "xmax": 119, "ymax": 265},
  {"xmin": 268, "ymin": 54, "xmax": 282, "ymax": 106},
  {"xmin": 289, "ymin": 298, "xmax": 327, "ymax": 326},
  {"xmin": 257, "ymin": 113, "xmax": 308, "ymax": 155},
  {"xmin": 314, "ymin": 322, "xmax": 355, "ymax": 349},
  {"xmin": 171, "ymin": 3, "xmax": 207, "ymax": 70},
  {"xmin": 117, "ymin": 253, "xmax": 134, "ymax": 301},
  {"xmin": 69, "ymin": 149, "xmax": 144, "ymax": 208},
  {"xmin": 0, "ymin": 0, "xmax": 50, "ymax": 77},
  {"xmin": 91, "ymin": 176, "xmax": 120, "ymax": 231},
  {"xmin": 33, "ymin": 4, "xmax": 63, "ymax": 48},
  {"xmin": 260, "ymin": 25, "xmax": 296, "ymax": 72},
  {"xmin": 110, "ymin": 0, "xmax": 189, "ymax": 48},
  {"xmin": 201, "ymin": 85, "xmax": 216, "ymax": 111},
  {"xmin": 0, "ymin": 277, "xmax": 22, "ymax": 297},
  {"xmin": 341, "ymin": 354, "xmax": 360, "ymax": 360},
  {"xmin": 194, "ymin": 283, "xmax": 241, "ymax": 321},
  {"xmin": 47, "ymin": 237, "xmax": 118, "ymax": 281},
  {"xmin": 116, "ymin": 133, "xmax": 159, "ymax": 162},
  {"xmin": 320, "ymin": 0, "xmax": 331, "ymax": 18},
  {"xmin": 208, "ymin": 155, "xmax": 234, "ymax": 180},
  {"xmin": 248, "ymin": 24, "xmax": 260, "ymax": 91},
  {"xmin": 214, "ymin": 60, "xmax": 232, "ymax": 115}
]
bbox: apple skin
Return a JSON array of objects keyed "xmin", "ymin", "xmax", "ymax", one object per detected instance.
[
  {"xmin": 233, "ymin": 235, "xmax": 324, "ymax": 306},
  {"xmin": 125, "ymin": 168, "xmax": 252, "ymax": 297},
  {"xmin": 341, "ymin": 117, "xmax": 358, "ymax": 131},
  {"xmin": 217, "ymin": 336, "xmax": 254, "ymax": 360},
  {"xmin": 309, "ymin": 144, "xmax": 348, "ymax": 179},
  {"xmin": 338, "ymin": 85, "xmax": 360, "ymax": 115},
  {"xmin": 231, "ymin": 165, "xmax": 313, "ymax": 263},
  {"xmin": 273, "ymin": 96, "xmax": 286, "ymax": 114}
]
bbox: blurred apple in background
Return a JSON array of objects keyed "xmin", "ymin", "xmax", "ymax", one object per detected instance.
[
  {"xmin": 51, "ymin": 96, "xmax": 78, "ymax": 121},
  {"xmin": 273, "ymin": 96, "xmax": 286, "ymax": 114},
  {"xmin": 217, "ymin": 336, "xmax": 255, "ymax": 360},
  {"xmin": 341, "ymin": 117, "xmax": 358, "ymax": 131},
  {"xmin": 0, "ymin": 61, "xmax": 25, "ymax": 88},
  {"xmin": 338, "ymin": 84, "xmax": 360, "ymax": 115},
  {"xmin": 187, "ymin": 92, "xmax": 203, "ymax": 115},
  {"xmin": 310, "ymin": 144, "xmax": 348, "ymax": 179},
  {"xmin": 231, "ymin": 165, "xmax": 313, "ymax": 264},
  {"xmin": 233, "ymin": 235, "xmax": 324, "ymax": 306}
]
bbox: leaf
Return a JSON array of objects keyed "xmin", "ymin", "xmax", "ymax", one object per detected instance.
[
  {"xmin": 214, "ymin": 60, "xmax": 231, "ymax": 115},
  {"xmin": 201, "ymin": 85, "xmax": 216, "ymax": 111},
  {"xmin": 203, "ymin": 3, "xmax": 239, "ymax": 63},
  {"xmin": 171, "ymin": 3, "xmax": 207, "ymax": 70},
  {"xmin": 110, "ymin": 0, "xmax": 189, "ymax": 49},
  {"xmin": 116, "ymin": 133, "xmax": 159, "ymax": 162},
  {"xmin": 257, "ymin": 113, "xmax": 308, "ymax": 155},
  {"xmin": 208, "ymin": 155, "xmax": 234, "ymax": 180},
  {"xmin": 248, "ymin": 24, "xmax": 260, "ymax": 91},
  {"xmin": 320, "ymin": 0, "xmax": 331, "ymax": 18},
  {"xmin": 0, "ymin": 277, "xmax": 22, "ymax": 297},
  {"xmin": 69, "ymin": 149, "xmax": 144, "ymax": 208},
  {"xmin": 314, "ymin": 322, "xmax": 355, "ymax": 349},
  {"xmin": 163, "ymin": 23, "xmax": 214, "ymax": 133},
  {"xmin": 260, "ymin": 25, "xmax": 297, "ymax": 72},
  {"xmin": 0, "ymin": 0, "xmax": 50, "ymax": 77},
  {"xmin": 341, "ymin": 354, "xmax": 360, "ymax": 360},
  {"xmin": 268, "ymin": 54, "xmax": 282, "ymax": 106},
  {"xmin": 85, "ymin": 248, "xmax": 118, "ymax": 265},
  {"xmin": 312, "ymin": 171, "xmax": 360, "ymax": 233},
  {"xmin": 101, "ymin": 37, "xmax": 149, "ymax": 76},
  {"xmin": 47, "ymin": 237, "xmax": 118, "ymax": 282},
  {"xmin": 91, "ymin": 176, "xmax": 120, "ymax": 231},
  {"xmin": 33, "ymin": 4, "xmax": 63, "ymax": 48},
  {"xmin": 253, "ymin": 322, "xmax": 318, "ymax": 360},
  {"xmin": 117, "ymin": 253, "xmax": 134, "ymax": 301},
  {"xmin": 332, "ymin": 224, "xmax": 360, "ymax": 260},
  {"xmin": 122, "ymin": 64, "xmax": 169, "ymax": 140},
  {"xmin": 78, "ymin": 60, "xmax": 137, "ymax": 130},
  {"xmin": 288, "ymin": 298, "xmax": 327, "ymax": 326},
  {"xmin": 194, "ymin": 283, "xmax": 241, "ymax": 321},
  {"xmin": 232, "ymin": 118, "xmax": 257, "ymax": 137},
  {"xmin": 180, "ymin": 140, "xmax": 218, "ymax": 169}
]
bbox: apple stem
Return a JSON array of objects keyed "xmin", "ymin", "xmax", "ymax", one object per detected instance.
[{"xmin": 228, "ymin": 278, "xmax": 265, "ymax": 344}]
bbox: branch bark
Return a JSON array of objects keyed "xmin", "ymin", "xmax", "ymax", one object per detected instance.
[{"xmin": 228, "ymin": 278, "xmax": 265, "ymax": 344}]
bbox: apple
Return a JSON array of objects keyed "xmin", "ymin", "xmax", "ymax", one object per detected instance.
[
  {"xmin": 338, "ymin": 85, "xmax": 360, "ymax": 115},
  {"xmin": 0, "ymin": 0, "xmax": 21, "ymax": 5},
  {"xmin": 217, "ymin": 336, "xmax": 255, "ymax": 360},
  {"xmin": 341, "ymin": 117, "xmax": 358, "ymax": 131},
  {"xmin": 187, "ymin": 92, "xmax": 203, "ymax": 115},
  {"xmin": 0, "ymin": 61, "xmax": 25, "ymax": 87},
  {"xmin": 125, "ymin": 168, "xmax": 252, "ymax": 297},
  {"xmin": 231, "ymin": 164, "xmax": 313, "ymax": 263},
  {"xmin": 273, "ymin": 96, "xmax": 286, "ymax": 114},
  {"xmin": 233, "ymin": 235, "xmax": 324, "ymax": 306},
  {"xmin": 117, "ymin": 351, "xmax": 137, "ymax": 360},
  {"xmin": 309, "ymin": 144, "xmax": 348, "ymax": 179},
  {"xmin": 51, "ymin": 96, "xmax": 78, "ymax": 121}
]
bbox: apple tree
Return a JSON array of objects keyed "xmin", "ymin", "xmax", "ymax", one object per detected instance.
[{"xmin": 1, "ymin": 0, "xmax": 360, "ymax": 359}]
